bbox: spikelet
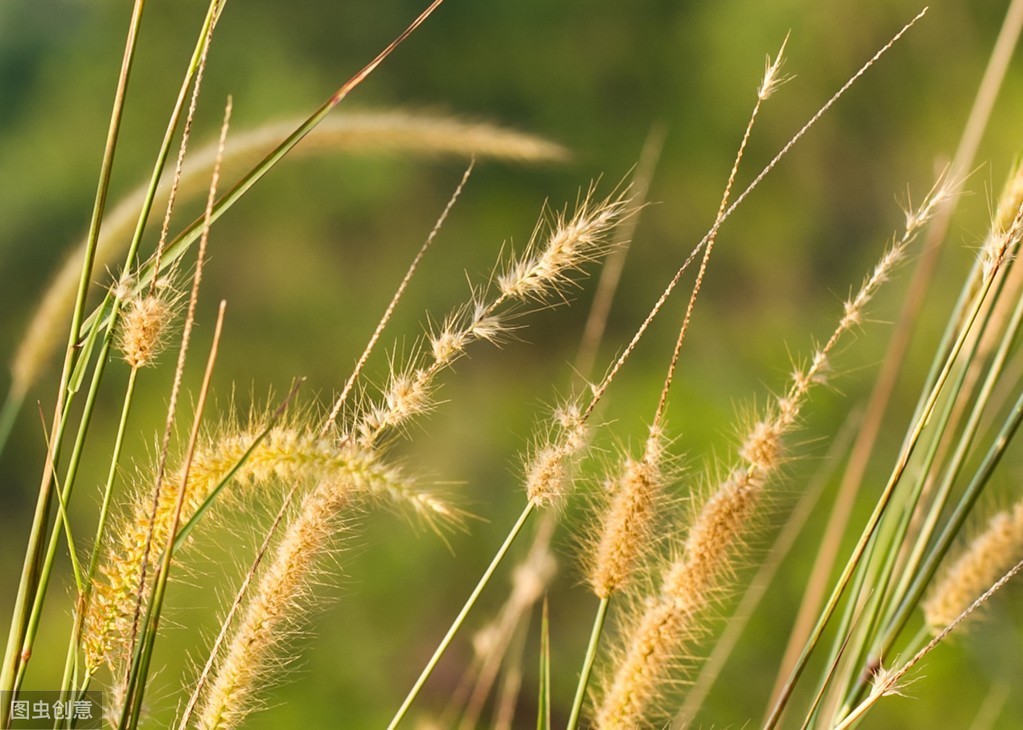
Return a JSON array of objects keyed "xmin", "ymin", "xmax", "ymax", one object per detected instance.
[
  {"xmin": 593, "ymin": 178, "xmax": 951, "ymax": 727},
  {"xmin": 82, "ymin": 423, "xmax": 444, "ymax": 673},
  {"xmin": 496, "ymin": 186, "xmax": 626, "ymax": 304},
  {"xmin": 356, "ymin": 186, "xmax": 630, "ymax": 449},
  {"xmin": 524, "ymin": 400, "xmax": 588, "ymax": 507},
  {"xmin": 587, "ymin": 426, "xmax": 668, "ymax": 599},
  {"xmin": 922, "ymin": 499, "xmax": 1023, "ymax": 633},
  {"xmin": 193, "ymin": 479, "xmax": 351, "ymax": 730},
  {"xmin": 593, "ymin": 466, "xmax": 767, "ymax": 728},
  {"xmin": 115, "ymin": 278, "xmax": 180, "ymax": 368}
]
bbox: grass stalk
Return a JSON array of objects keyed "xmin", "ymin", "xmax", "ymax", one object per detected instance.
[
  {"xmin": 0, "ymin": 0, "xmax": 146, "ymax": 711},
  {"xmin": 765, "ymin": 203, "xmax": 1019, "ymax": 728},
  {"xmin": 566, "ymin": 596, "xmax": 608, "ymax": 730},
  {"xmin": 387, "ymin": 501, "xmax": 535, "ymax": 730}
]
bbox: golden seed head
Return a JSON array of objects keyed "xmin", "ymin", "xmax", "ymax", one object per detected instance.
[
  {"xmin": 923, "ymin": 500, "xmax": 1023, "ymax": 633},
  {"xmin": 118, "ymin": 294, "xmax": 173, "ymax": 368},
  {"xmin": 525, "ymin": 444, "xmax": 567, "ymax": 506},
  {"xmin": 589, "ymin": 451, "xmax": 663, "ymax": 598},
  {"xmin": 739, "ymin": 419, "xmax": 783, "ymax": 471}
]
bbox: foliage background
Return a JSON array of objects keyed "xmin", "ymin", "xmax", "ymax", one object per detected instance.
[{"xmin": 1, "ymin": 0, "xmax": 1022, "ymax": 727}]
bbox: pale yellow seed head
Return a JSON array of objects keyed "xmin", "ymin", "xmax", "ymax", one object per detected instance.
[
  {"xmin": 589, "ymin": 453, "xmax": 663, "ymax": 599},
  {"xmin": 923, "ymin": 500, "xmax": 1023, "ymax": 633},
  {"xmin": 118, "ymin": 294, "xmax": 173, "ymax": 368},
  {"xmin": 739, "ymin": 419, "xmax": 783, "ymax": 472}
]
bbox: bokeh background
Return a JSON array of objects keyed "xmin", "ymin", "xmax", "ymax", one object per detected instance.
[{"xmin": 2, "ymin": 0, "xmax": 1023, "ymax": 727}]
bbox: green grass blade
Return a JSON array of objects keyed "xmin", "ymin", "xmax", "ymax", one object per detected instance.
[{"xmin": 537, "ymin": 597, "xmax": 551, "ymax": 730}]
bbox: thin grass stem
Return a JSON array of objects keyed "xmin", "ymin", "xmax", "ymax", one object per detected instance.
[
  {"xmin": 387, "ymin": 501, "xmax": 535, "ymax": 730},
  {"xmin": 0, "ymin": 1, "xmax": 146, "ymax": 708},
  {"xmin": 763, "ymin": 216, "xmax": 1013, "ymax": 729},
  {"xmin": 566, "ymin": 596, "xmax": 609, "ymax": 730}
]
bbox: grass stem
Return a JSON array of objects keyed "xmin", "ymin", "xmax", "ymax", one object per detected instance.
[{"xmin": 387, "ymin": 501, "xmax": 535, "ymax": 730}]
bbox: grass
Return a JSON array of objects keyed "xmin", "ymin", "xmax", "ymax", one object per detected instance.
[{"xmin": 3, "ymin": 1, "xmax": 1023, "ymax": 728}]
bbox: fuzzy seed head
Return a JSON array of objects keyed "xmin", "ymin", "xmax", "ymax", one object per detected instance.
[
  {"xmin": 384, "ymin": 371, "xmax": 431, "ymax": 424},
  {"xmin": 525, "ymin": 444, "xmax": 568, "ymax": 507},
  {"xmin": 923, "ymin": 500, "xmax": 1023, "ymax": 633},
  {"xmin": 118, "ymin": 294, "xmax": 173, "ymax": 368},
  {"xmin": 758, "ymin": 35, "xmax": 791, "ymax": 101},
  {"xmin": 739, "ymin": 419, "xmax": 783, "ymax": 472},
  {"xmin": 667, "ymin": 469, "xmax": 764, "ymax": 600},
  {"xmin": 524, "ymin": 400, "xmax": 589, "ymax": 507},
  {"xmin": 429, "ymin": 326, "xmax": 469, "ymax": 366},
  {"xmin": 195, "ymin": 480, "xmax": 351, "ymax": 730},
  {"xmin": 471, "ymin": 313, "xmax": 504, "ymax": 343},
  {"xmin": 870, "ymin": 664, "xmax": 909, "ymax": 699},
  {"xmin": 497, "ymin": 190, "xmax": 628, "ymax": 303},
  {"xmin": 594, "ymin": 598, "xmax": 694, "ymax": 728},
  {"xmin": 589, "ymin": 450, "xmax": 664, "ymax": 598},
  {"xmin": 980, "ymin": 224, "xmax": 1017, "ymax": 281},
  {"xmin": 83, "ymin": 423, "xmax": 443, "ymax": 673}
]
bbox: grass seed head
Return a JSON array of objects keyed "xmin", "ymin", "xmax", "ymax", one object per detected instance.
[
  {"xmin": 923, "ymin": 500, "xmax": 1023, "ymax": 634},
  {"xmin": 117, "ymin": 292, "xmax": 176, "ymax": 368}
]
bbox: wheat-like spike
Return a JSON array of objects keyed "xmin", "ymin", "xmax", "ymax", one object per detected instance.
[
  {"xmin": 922, "ymin": 499, "xmax": 1023, "ymax": 633},
  {"xmin": 593, "ymin": 176, "xmax": 950, "ymax": 727},
  {"xmin": 524, "ymin": 400, "xmax": 589, "ymax": 507},
  {"xmin": 192, "ymin": 480, "xmax": 351, "ymax": 730},
  {"xmin": 587, "ymin": 426, "xmax": 668, "ymax": 599},
  {"xmin": 82, "ymin": 424, "xmax": 439, "ymax": 673},
  {"xmin": 356, "ymin": 187, "xmax": 630, "ymax": 448},
  {"xmin": 114, "ymin": 277, "xmax": 182, "ymax": 369}
]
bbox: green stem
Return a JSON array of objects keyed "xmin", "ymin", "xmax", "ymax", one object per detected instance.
[
  {"xmin": 387, "ymin": 501, "xmax": 535, "ymax": 730},
  {"xmin": 858, "ymin": 381, "xmax": 1023, "ymax": 698},
  {"xmin": 566, "ymin": 596, "xmax": 609, "ymax": 730},
  {"xmin": 763, "ymin": 259, "xmax": 1002, "ymax": 730},
  {"xmin": 16, "ymin": 335, "xmax": 115, "ymax": 693},
  {"xmin": 59, "ymin": 367, "xmax": 141, "ymax": 697},
  {"xmin": 0, "ymin": 1, "xmax": 146, "ymax": 713}
]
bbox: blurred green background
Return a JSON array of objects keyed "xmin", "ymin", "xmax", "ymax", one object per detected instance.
[{"xmin": 2, "ymin": 0, "xmax": 1023, "ymax": 727}]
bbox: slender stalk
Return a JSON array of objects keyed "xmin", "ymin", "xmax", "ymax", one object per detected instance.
[
  {"xmin": 126, "ymin": 302, "xmax": 227, "ymax": 730},
  {"xmin": 79, "ymin": 0, "xmax": 448, "ymax": 345},
  {"xmin": 861, "ymin": 381, "xmax": 1023, "ymax": 692},
  {"xmin": 834, "ymin": 558, "xmax": 1023, "ymax": 730},
  {"xmin": 17, "ymin": 332, "xmax": 113, "ymax": 690},
  {"xmin": 387, "ymin": 502, "xmax": 535, "ymax": 730},
  {"xmin": 60, "ymin": 366, "xmax": 141, "ymax": 695},
  {"xmin": 566, "ymin": 596, "xmax": 609, "ymax": 730},
  {"xmin": 764, "ymin": 235, "xmax": 1007, "ymax": 730},
  {"xmin": 0, "ymin": 1, "xmax": 146, "ymax": 710}
]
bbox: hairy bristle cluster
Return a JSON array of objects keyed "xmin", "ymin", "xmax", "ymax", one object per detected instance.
[
  {"xmin": 922, "ymin": 499, "xmax": 1023, "ymax": 633},
  {"xmin": 117, "ymin": 293, "xmax": 174, "ymax": 368},
  {"xmin": 594, "ymin": 595, "xmax": 694, "ymax": 729},
  {"xmin": 593, "ymin": 465, "xmax": 764, "ymax": 728},
  {"xmin": 757, "ymin": 35, "xmax": 791, "ymax": 101},
  {"xmin": 525, "ymin": 401, "xmax": 588, "ymax": 507},
  {"xmin": 194, "ymin": 481, "xmax": 351, "ymax": 730},
  {"xmin": 593, "ymin": 180, "xmax": 951, "ymax": 726},
  {"xmin": 588, "ymin": 426, "xmax": 666, "ymax": 599},
  {"xmin": 82, "ymin": 424, "xmax": 442, "ymax": 673},
  {"xmin": 354, "ymin": 189, "xmax": 626, "ymax": 449},
  {"xmin": 496, "ymin": 189, "xmax": 629, "ymax": 303},
  {"xmin": 979, "ymin": 166, "xmax": 1023, "ymax": 281}
]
